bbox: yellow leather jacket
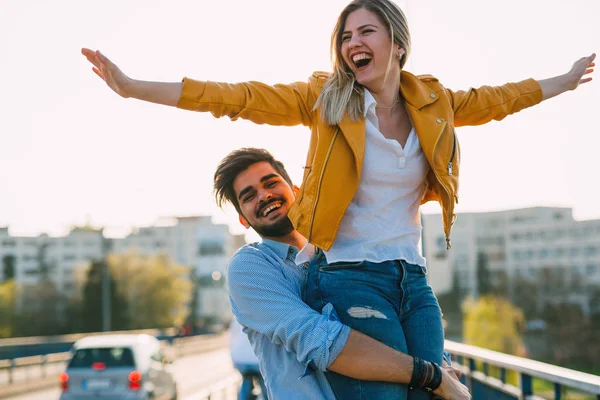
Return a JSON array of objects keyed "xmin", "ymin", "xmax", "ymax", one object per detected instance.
[{"xmin": 178, "ymin": 71, "xmax": 542, "ymax": 250}]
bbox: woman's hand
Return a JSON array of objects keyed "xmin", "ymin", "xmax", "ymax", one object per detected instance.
[
  {"xmin": 80, "ymin": 48, "xmax": 182, "ymax": 107},
  {"xmin": 81, "ymin": 48, "xmax": 133, "ymax": 98},
  {"xmin": 539, "ymin": 53, "xmax": 595, "ymax": 101},
  {"xmin": 565, "ymin": 53, "xmax": 596, "ymax": 90}
]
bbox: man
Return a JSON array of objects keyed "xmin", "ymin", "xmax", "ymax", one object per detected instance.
[{"xmin": 214, "ymin": 148, "xmax": 470, "ymax": 400}]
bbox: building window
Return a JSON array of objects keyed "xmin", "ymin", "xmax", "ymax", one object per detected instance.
[
  {"xmin": 1, "ymin": 240, "xmax": 16, "ymax": 248},
  {"xmin": 569, "ymin": 247, "xmax": 581, "ymax": 257},
  {"xmin": 198, "ymin": 241, "xmax": 225, "ymax": 256},
  {"xmin": 64, "ymin": 254, "xmax": 76, "ymax": 261},
  {"xmin": 586, "ymin": 264, "xmax": 597, "ymax": 275}
]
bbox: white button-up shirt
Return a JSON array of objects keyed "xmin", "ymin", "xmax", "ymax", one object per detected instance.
[{"xmin": 324, "ymin": 89, "xmax": 429, "ymax": 266}]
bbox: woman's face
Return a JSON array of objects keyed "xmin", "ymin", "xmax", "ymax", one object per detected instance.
[{"xmin": 340, "ymin": 8, "xmax": 402, "ymax": 91}]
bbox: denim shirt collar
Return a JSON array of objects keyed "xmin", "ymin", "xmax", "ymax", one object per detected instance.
[{"xmin": 261, "ymin": 238, "xmax": 299, "ymax": 262}]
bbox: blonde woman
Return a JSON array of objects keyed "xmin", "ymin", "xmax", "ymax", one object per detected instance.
[{"xmin": 82, "ymin": 0, "xmax": 594, "ymax": 398}]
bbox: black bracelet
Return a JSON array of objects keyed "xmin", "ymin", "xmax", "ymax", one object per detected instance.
[
  {"xmin": 410, "ymin": 357, "xmax": 443, "ymax": 392},
  {"xmin": 410, "ymin": 357, "xmax": 425, "ymax": 389},
  {"xmin": 424, "ymin": 362, "xmax": 443, "ymax": 392}
]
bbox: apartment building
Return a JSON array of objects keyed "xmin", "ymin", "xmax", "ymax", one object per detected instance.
[
  {"xmin": 422, "ymin": 207, "xmax": 600, "ymax": 315},
  {"xmin": 0, "ymin": 216, "xmax": 245, "ymax": 322}
]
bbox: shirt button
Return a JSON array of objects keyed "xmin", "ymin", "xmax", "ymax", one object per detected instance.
[
  {"xmin": 430, "ymin": 93, "xmax": 436, "ymax": 98},
  {"xmin": 288, "ymin": 248, "xmax": 294, "ymax": 254}
]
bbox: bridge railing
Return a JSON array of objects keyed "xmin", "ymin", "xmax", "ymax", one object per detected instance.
[
  {"xmin": 2, "ymin": 334, "xmax": 599, "ymax": 400},
  {"xmin": 0, "ymin": 333, "xmax": 228, "ymax": 399},
  {"xmin": 445, "ymin": 340, "xmax": 600, "ymax": 400}
]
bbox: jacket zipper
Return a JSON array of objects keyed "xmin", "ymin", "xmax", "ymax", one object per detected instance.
[
  {"xmin": 432, "ymin": 122, "xmax": 454, "ymax": 249},
  {"xmin": 448, "ymin": 128, "xmax": 457, "ymax": 176},
  {"xmin": 308, "ymin": 129, "xmax": 339, "ymax": 241}
]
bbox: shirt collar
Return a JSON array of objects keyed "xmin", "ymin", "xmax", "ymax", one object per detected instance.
[
  {"xmin": 261, "ymin": 238, "xmax": 299, "ymax": 261},
  {"xmin": 364, "ymin": 89, "xmax": 377, "ymax": 117}
]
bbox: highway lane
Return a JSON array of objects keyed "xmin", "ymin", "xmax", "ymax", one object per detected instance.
[{"xmin": 6, "ymin": 349, "xmax": 240, "ymax": 400}]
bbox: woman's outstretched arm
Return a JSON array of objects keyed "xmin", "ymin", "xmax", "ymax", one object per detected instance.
[
  {"xmin": 81, "ymin": 48, "xmax": 182, "ymax": 107},
  {"xmin": 538, "ymin": 53, "xmax": 595, "ymax": 101}
]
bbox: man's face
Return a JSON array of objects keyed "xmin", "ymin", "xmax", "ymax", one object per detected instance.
[{"xmin": 233, "ymin": 161, "xmax": 296, "ymax": 238}]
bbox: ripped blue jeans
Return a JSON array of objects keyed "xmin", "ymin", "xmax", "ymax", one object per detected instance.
[{"xmin": 304, "ymin": 250, "xmax": 445, "ymax": 400}]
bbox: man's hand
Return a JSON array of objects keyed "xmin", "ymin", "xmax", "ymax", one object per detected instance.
[
  {"xmin": 81, "ymin": 48, "xmax": 133, "ymax": 98},
  {"xmin": 433, "ymin": 366, "xmax": 471, "ymax": 400}
]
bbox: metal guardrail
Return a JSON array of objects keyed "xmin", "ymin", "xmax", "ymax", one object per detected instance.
[
  {"xmin": 445, "ymin": 339, "xmax": 600, "ymax": 400},
  {"xmin": 0, "ymin": 333, "xmax": 228, "ymax": 399},
  {"xmin": 2, "ymin": 334, "xmax": 598, "ymax": 400},
  {"xmin": 0, "ymin": 327, "xmax": 178, "ymax": 360},
  {"xmin": 185, "ymin": 374, "xmax": 243, "ymax": 400}
]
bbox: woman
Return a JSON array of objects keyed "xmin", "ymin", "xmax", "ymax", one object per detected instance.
[{"xmin": 81, "ymin": 1, "xmax": 594, "ymax": 398}]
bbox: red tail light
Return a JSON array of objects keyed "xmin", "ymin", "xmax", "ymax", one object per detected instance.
[
  {"xmin": 59, "ymin": 372, "xmax": 69, "ymax": 391},
  {"xmin": 128, "ymin": 370, "xmax": 142, "ymax": 390},
  {"xmin": 92, "ymin": 362, "xmax": 106, "ymax": 371}
]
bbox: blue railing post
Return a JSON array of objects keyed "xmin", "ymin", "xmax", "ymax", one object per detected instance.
[
  {"xmin": 554, "ymin": 382, "xmax": 562, "ymax": 400},
  {"xmin": 457, "ymin": 355, "xmax": 466, "ymax": 385},
  {"xmin": 500, "ymin": 367, "xmax": 506, "ymax": 383},
  {"xmin": 521, "ymin": 373, "xmax": 533, "ymax": 397}
]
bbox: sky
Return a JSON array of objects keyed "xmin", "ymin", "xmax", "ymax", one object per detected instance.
[{"xmin": 1, "ymin": 0, "xmax": 599, "ymax": 240}]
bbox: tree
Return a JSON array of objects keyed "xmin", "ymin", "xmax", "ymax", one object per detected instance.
[
  {"xmin": 107, "ymin": 252, "xmax": 193, "ymax": 329},
  {"xmin": 476, "ymin": 252, "xmax": 492, "ymax": 296},
  {"xmin": 462, "ymin": 295, "xmax": 526, "ymax": 384},
  {"xmin": 35, "ymin": 242, "xmax": 54, "ymax": 281},
  {"xmin": 2, "ymin": 255, "xmax": 15, "ymax": 281},
  {"xmin": 463, "ymin": 295, "xmax": 526, "ymax": 356},
  {"xmin": 512, "ymin": 278, "xmax": 539, "ymax": 319},
  {"xmin": 80, "ymin": 260, "xmax": 129, "ymax": 332},
  {"xmin": 14, "ymin": 281, "xmax": 66, "ymax": 336},
  {"xmin": 0, "ymin": 280, "xmax": 17, "ymax": 338}
]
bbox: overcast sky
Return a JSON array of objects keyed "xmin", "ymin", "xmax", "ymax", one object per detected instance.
[{"xmin": 1, "ymin": 0, "xmax": 598, "ymax": 240}]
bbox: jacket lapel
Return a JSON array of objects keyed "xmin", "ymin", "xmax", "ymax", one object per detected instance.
[
  {"xmin": 337, "ymin": 115, "xmax": 366, "ymax": 178},
  {"xmin": 401, "ymin": 71, "xmax": 446, "ymax": 165}
]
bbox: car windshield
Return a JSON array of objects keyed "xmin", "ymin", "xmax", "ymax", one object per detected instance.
[{"xmin": 69, "ymin": 347, "xmax": 135, "ymax": 368}]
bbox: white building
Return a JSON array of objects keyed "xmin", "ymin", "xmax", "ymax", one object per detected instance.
[
  {"xmin": 0, "ymin": 227, "xmax": 104, "ymax": 298},
  {"xmin": 0, "ymin": 216, "xmax": 245, "ymax": 322},
  {"xmin": 422, "ymin": 207, "xmax": 600, "ymax": 315}
]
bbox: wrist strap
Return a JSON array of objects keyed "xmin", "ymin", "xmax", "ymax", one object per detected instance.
[{"xmin": 410, "ymin": 357, "xmax": 443, "ymax": 392}]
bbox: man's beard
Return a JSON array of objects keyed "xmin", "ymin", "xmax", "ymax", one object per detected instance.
[{"xmin": 250, "ymin": 216, "xmax": 295, "ymax": 238}]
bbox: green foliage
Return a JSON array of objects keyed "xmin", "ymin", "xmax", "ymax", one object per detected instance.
[
  {"xmin": 2, "ymin": 255, "xmax": 16, "ymax": 281},
  {"xmin": 80, "ymin": 260, "xmax": 129, "ymax": 332},
  {"xmin": 107, "ymin": 252, "xmax": 193, "ymax": 329},
  {"xmin": 13, "ymin": 281, "xmax": 67, "ymax": 336},
  {"xmin": 0, "ymin": 280, "xmax": 17, "ymax": 338},
  {"xmin": 476, "ymin": 252, "xmax": 492, "ymax": 296},
  {"xmin": 463, "ymin": 295, "xmax": 526, "ymax": 356}
]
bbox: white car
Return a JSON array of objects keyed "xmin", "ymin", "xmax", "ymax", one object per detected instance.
[{"xmin": 59, "ymin": 334, "xmax": 177, "ymax": 400}]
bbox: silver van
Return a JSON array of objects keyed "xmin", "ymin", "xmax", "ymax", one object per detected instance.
[{"xmin": 59, "ymin": 334, "xmax": 177, "ymax": 400}]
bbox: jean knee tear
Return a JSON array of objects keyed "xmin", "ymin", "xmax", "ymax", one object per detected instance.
[{"xmin": 347, "ymin": 306, "xmax": 388, "ymax": 319}]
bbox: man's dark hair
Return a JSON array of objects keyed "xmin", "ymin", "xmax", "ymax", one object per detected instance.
[{"xmin": 214, "ymin": 148, "xmax": 294, "ymax": 215}]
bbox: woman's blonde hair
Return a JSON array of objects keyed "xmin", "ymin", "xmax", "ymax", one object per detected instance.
[{"xmin": 315, "ymin": 0, "xmax": 411, "ymax": 125}]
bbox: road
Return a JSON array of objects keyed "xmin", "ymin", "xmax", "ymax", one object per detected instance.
[{"xmin": 6, "ymin": 349, "xmax": 240, "ymax": 400}]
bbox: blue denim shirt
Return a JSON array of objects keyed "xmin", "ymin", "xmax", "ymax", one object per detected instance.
[{"xmin": 227, "ymin": 239, "xmax": 351, "ymax": 400}]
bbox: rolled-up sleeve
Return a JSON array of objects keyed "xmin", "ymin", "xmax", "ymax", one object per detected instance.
[{"xmin": 227, "ymin": 247, "xmax": 350, "ymax": 372}]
